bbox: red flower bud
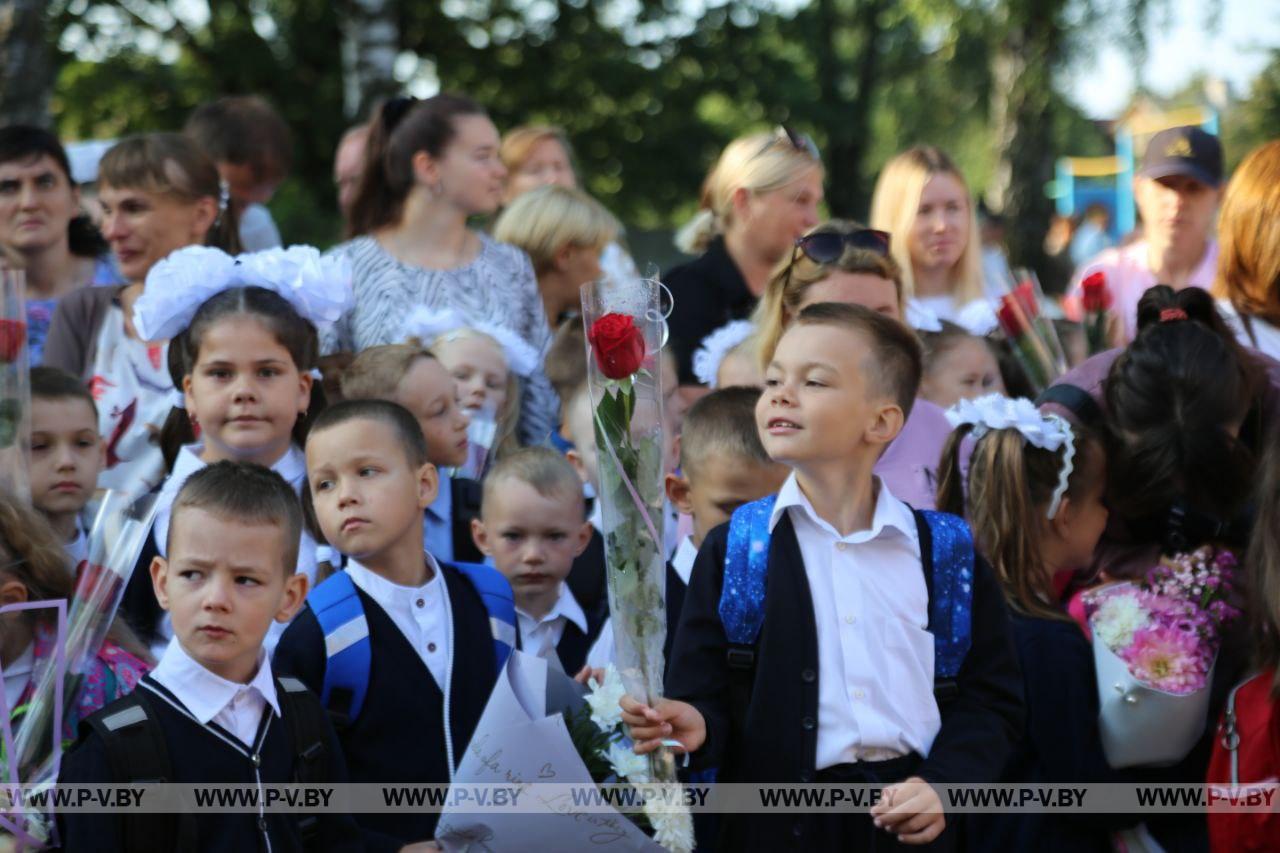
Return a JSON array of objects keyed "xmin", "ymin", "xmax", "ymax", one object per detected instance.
[
  {"xmin": 0, "ymin": 319, "xmax": 27, "ymax": 363},
  {"xmin": 1081, "ymin": 271, "xmax": 1111, "ymax": 312},
  {"xmin": 587, "ymin": 312, "xmax": 646, "ymax": 380}
]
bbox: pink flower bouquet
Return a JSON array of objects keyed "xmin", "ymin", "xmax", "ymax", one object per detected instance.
[{"xmin": 1085, "ymin": 548, "xmax": 1241, "ymax": 767}]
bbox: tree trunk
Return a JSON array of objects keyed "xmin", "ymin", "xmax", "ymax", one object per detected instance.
[
  {"xmin": 342, "ymin": 0, "xmax": 399, "ymax": 121},
  {"xmin": 0, "ymin": 0, "xmax": 52, "ymax": 126},
  {"xmin": 817, "ymin": 0, "xmax": 885, "ymax": 219}
]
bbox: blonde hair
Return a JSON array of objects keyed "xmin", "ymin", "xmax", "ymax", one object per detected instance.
[
  {"xmin": 751, "ymin": 220, "xmax": 904, "ymax": 365},
  {"xmin": 869, "ymin": 146, "xmax": 984, "ymax": 304},
  {"xmin": 341, "ymin": 344, "xmax": 435, "ymax": 401},
  {"xmin": 675, "ymin": 131, "xmax": 822, "ymax": 255},
  {"xmin": 1212, "ymin": 140, "xmax": 1280, "ymax": 328},
  {"xmin": 493, "ymin": 185, "xmax": 619, "ymax": 273},
  {"xmin": 481, "ymin": 446, "xmax": 585, "ymax": 519},
  {"xmin": 500, "ymin": 125, "xmax": 574, "ymax": 175},
  {"xmin": 420, "ymin": 328, "xmax": 522, "ymax": 459}
]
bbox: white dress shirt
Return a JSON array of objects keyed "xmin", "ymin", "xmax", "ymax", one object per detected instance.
[
  {"xmin": 150, "ymin": 637, "xmax": 281, "ymax": 748},
  {"xmin": 516, "ymin": 583, "xmax": 588, "ymax": 666},
  {"xmin": 772, "ymin": 473, "xmax": 941, "ymax": 768},
  {"xmin": 345, "ymin": 555, "xmax": 452, "ymax": 689}
]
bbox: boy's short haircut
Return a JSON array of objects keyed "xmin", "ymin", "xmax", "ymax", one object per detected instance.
[
  {"xmin": 30, "ymin": 366, "xmax": 98, "ymax": 419},
  {"xmin": 340, "ymin": 344, "xmax": 434, "ymax": 402},
  {"xmin": 679, "ymin": 386, "xmax": 771, "ymax": 477},
  {"xmin": 482, "ymin": 446, "xmax": 585, "ymax": 519},
  {"xmin": 543, "ymin": 319, "xmax": 587, "ymax": 409},
  {"xmin": 168, "ymin": 461, "xmax": 303, "ymax": 573},
  {"xmin": 492, "ymin": 185, "xmax": 620, "ymax": 273},
  {"xmin": 184, "ymin": 95, "xmax": 293, "ymax": 181},
  {"xmin": 309, "ymin": 398, "xmax": 429, "ymax": 468},
  {"xmin": 793, "ymin": 302, "xmax": 922, "ymax": 416}
]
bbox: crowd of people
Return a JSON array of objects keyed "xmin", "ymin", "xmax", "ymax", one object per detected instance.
[{"xmin": 0, "ymin": 90, "xmax": 1277, "ymax": 853}]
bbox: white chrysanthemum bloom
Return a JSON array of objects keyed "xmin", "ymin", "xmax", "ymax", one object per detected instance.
[
  {"xmin": 606, "ymin": 740, "xmax": 650, "ymax": 782},
  {"xmin": 643, "ymin": 788, "xmax": 695, "ymax": 853},
  {"xmin": 1093, "ymin": 593, "xmax": 1150, "ymax": 650},
  {"xmin": 586, "ymin": 664, "xmax": 627, "ymax": 730}
]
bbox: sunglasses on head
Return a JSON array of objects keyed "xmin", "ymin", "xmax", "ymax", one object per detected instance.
[
  {"xmin": 753, "ymin": 125, "xmax": 821, "ymax": 161},
  {"xmin": 778, "ymin": 228, "xmax": 892, "ymax": 294}
]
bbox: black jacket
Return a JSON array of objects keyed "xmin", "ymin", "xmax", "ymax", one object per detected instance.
[{"xmin": 664, "ymin": 237, "xmax": 755, "ymax": 384}]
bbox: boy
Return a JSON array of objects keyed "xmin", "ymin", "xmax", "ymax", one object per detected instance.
[
  {"xmin": 59, "ymin": 462, "xmax": 361, "ymax": 852},
  {"xmin": 29, "ymin": 366, "xmax": 105, "ymax": 566},
  {"xmin": 623, "ymin": 303, "xmax": 1023, "ymax": 850},
  {"xmin": 274, "ymin": 399, "xmax": 507, "ymax": 848},
  {"xmin": 341, "ymin": 344, "xmax": 481, "ymax": 563},
  {"xmin": 472, "ymin": 447, "xmax": 599, "ymax": 674},
  {"xmin": 587, "ymin": 386, "xmax": 789, "ymax": 670}
]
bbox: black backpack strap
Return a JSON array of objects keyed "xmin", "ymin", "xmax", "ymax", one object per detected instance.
[
  {"xmin": 276, "ymin": 676, "xmax": 331, "ymax": 844},
  {"xmin": 1035, "ymin": 382, "xmax": 1105, "ymax": 430},
  {"xmin": 85, "ymin": 690, "xmax": 196, "ymax": 853}
]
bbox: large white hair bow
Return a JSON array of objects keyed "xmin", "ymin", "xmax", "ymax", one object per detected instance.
[
  {"xmin": 692, "ymin": 319, "xmax": 756, "ymax": 388},
  {"xmin": 133, "ymin": 245, "xmax": 354, "ymax": 342},
  {"xmin": 401, "ymin": 306, "xmax": 541, "ymax": 378},
  {"xmin": 946, "ymin": 393, "xmax": 1077, "ymax": 519}
]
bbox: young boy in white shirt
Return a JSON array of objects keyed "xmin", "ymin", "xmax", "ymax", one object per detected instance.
[{"xmin": 623, "ymin": 302, "xmax": 1024, "ymax": 850}]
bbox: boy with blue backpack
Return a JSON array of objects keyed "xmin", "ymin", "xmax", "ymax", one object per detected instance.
[
  {"xmin": 623, "ymin": 303, "xmax": 1024, "ymax": 851},
  {"xmin": 273, "ymin": 399, "xmax": 514, "ymax": 850}
]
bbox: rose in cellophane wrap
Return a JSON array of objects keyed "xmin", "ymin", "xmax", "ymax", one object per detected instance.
[
  {"xmin": 0, "ymin": 268, "xmax": 30, "ymax": 501},
  {"xmin": 581, "ymin": 276, "xmax": 692, "ymax": 848}
]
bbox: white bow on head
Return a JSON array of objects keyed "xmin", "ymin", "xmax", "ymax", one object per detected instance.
[
  {"xmin": 692, "ymin": 319, "xmax": 756, "ymax": 388},
  {"xmin": 132, "ymin": 245, "xmax": 354, "ymax": 342},
  {"xmin": 401, "ymin": 305, "xmax": 541, "ymax": 378}
]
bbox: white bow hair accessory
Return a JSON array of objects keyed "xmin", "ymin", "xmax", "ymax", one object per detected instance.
[
  {"xmin": 946, "ymin": 393, "xmax": 1077, "ymax": 519},
  {"xmin": 401, "ymin": 306, "xmax": 540, "ymax": 378},
  {"xmin": 133, "ymin": 245, "xmax": 354, "ymax": 342},
  {"xmin": 906, "ymin": 299, "xmax": 1000, "ymax": 337},
  {"xmin": 692, "ymin": 320, "xmax": 756, "ymax": 387},
  {"xmin": 905, "ymin": 300, "xmax": 944, "ymax": 333}
]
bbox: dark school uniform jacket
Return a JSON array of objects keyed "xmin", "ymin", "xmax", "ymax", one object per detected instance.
[
  {"xmin": 272, "ymin": 562, "xmax": 498, "ymax": 852},
  {"xmin": 447, "ymin": 476, "xmax": 485, "ymax": 564},
  {"xmin": 57, "ymin": 677, "xmax": 362, "ymax": 853}
]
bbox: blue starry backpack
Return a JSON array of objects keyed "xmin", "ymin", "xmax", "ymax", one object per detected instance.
[
  {"xmin": 720, "ymin": 495, "xmax": 974, "ymax": 704},
  {"xmin": 307, "ymin": 562, "xmax": 517, "ymax": 726}
]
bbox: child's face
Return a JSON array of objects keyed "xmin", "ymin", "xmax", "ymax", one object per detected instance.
[
  {"xmin": 716, "ymin": 347, "xmax": 763, "ymax": 390},
  {"xmin": 921, "ymin": 337, "xmax": 1004, "ymax": 410},
  {"xmin": 184, "ymin": 315, "xmax": 311, "ymax": 466},
  {"xmin": 758, "ymin": 324, "xmax": 898, "ymax": 468},
  {"xmin": 1057, "ymin": 458, "xmax": 1110, "ymax": 570},
  {"xmin": 394, "ymin": 357, "xmax": 471, "ymax": 469},
  {"xmin": 472, "ymin": 478, "xmax": 591, "ymax": 601},
  {"xmin": 306, "ymin": 419, "xmax": 438, "ymax": 562},
  {"xmin": 29, "ymin": 397, "xmax": 104, "ymax": 519},
  {"xmin": 668, "ymin": 454, "xmax": 790, "ymax": 545},
  {"xmin": 152, "ymin": 508, "xmax": 306, "ymax": 683},
  {"xmin": 434, "ymin": 335, "xmax": 510, "ymax": 420}
]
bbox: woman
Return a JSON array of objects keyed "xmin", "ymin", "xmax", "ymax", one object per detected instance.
[
  {"xmin": 869, "ymin": 145, "xmax": 987, "ymax": 323},
  {"xmin": 499, "ymin": 124, "xmax": 637, "ymax": 292},
  {"xmin": 43, "ymin": 133, "xmax": 238, "ymax": 497},
  {"xmin": 1212, "ymin": 139, "xmax": 1280, "ymax": 359},
  {"xmin": 0, "ymin": 126, "xmax": 119, "ymax": 364},
  {"xmin": 327, "ymin": 94, "xmax": 558, "ymax": 445},
  {"xmin": 666, "ymin": 128, "xmax": 823, "ymax": 386},
  {"xmin": 750, "ymin": 219, "xmax": 953, "ymax": 509}
]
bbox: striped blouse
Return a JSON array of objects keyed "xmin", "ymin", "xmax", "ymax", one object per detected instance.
[{"xmin": 322, "ymin": 233, "xmax": 559, "ymax": 446}]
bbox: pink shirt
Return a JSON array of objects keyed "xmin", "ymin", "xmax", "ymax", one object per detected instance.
[{"xmin": 1065, "ymin": 238, "xmax": 1218, "ymax": 343}]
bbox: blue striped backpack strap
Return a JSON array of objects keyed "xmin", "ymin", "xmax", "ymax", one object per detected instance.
[
  {"xmin": 919, "ymin": 510, "xmax": 975, "ymax": 694},
  {"xmin": 308, "ymin": 571, "xmax": 371, "ymax": 726},
  {"xmin": 718, "ymin": 494, "xmax": 777, "ymax": 668},
  {"xmin": 453, "ymin": 562, "xmax": 517, "ymax": 672}
]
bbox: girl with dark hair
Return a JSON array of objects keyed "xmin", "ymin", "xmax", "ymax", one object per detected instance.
[
  {"xmin": 325, "ymin": 94, "xmax": 559, "ymax": 446},
  {"xmin": 43, "ymin": 133, "xmax": 239, "ymax": 497},
  {"xmin": 0, "ymin": 125, "xmax": 118, "ymax": 364}
]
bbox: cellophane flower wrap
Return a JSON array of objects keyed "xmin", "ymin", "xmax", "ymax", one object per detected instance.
[
  {"xmin": 0, "ymin": 269, "xmax": 30, "ymax": 500},
  {"xmin": 1084, "ymin": 547, "xmax": 1241, "ymax": 767},
  {"xmin": 995, "ymin": 286, "xmax": 1059, "ymax": 393},
  {"xmin": 581, "ymin": 277, "xmax": 692, "ymax": 849},
  {"xmin": 0, "ymin": 491, "xmax": 159, "ymax": 847}
]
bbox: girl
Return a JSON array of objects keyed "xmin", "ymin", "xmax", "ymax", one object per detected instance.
[
  {"xmin": 869, "ymin": 145, "xmax": 987, "ymax": 322},
  {"xmin": 918, "ymin": 321, "xmax": 1006, "ymax": 408},
  {"xmin": 0, "ymin": 490, "xmax": 149, "ymax": 737},
  {"xmin": 936, "ymin": 395, "xmax": 1131, "ymax": 852},
  {"xmin": 498, "ymin": 124, "xmax": 639, "ymax": 298},
  {"xmin": 43, "ymin": 134, "xmax": 240, "ymax": 498},
  {"xmin": 1212, "ymin": 139, "xmax": 1280, "ymax": 359},
  {"xmin": 0, "ymin": 126, "xmax": 119, "ymax": 365},
  {"xmin": 326, "ymin": 94, "xmax": 559, "ymax": 447},
  {"xmin": 691, "ymin": 319, "xmax": 762, "ymax": 389},
  {"xmin": 403, "ymin": 306, "xmax": 539, "ymax": 461},
  {"xmin": 119, "ymin": 244, "xmax": 349, "ymax": 654},
  {"xmin": 492, "ymin": 184, "xmax": 620, "ymax": 327},
  {"xmin": 666, "ymin": 127, "xmax": 823, "ymax": 387}
]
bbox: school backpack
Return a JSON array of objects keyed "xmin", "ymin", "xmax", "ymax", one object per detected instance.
[
  {"xmin": 720, "ymin": 495, "xmax": 974, "ymax": 703},
  {"xmin": 1206, "ymin": 669, "xmax": 1280, "ymax": 852},
  {"xmin": 85, "ymin": 676, "xmax": 331, "ymax": 853},
  {"xmin": 306, "ymin": 562, "xmax": 516, "ymax": 726}
]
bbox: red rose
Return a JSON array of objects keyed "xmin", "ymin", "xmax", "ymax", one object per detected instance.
[
  {"xmin": 588, "ymin": 312, "xmax": 646, "ymax": 380},
  {"xmin": 996, "ymin": 294, "xmax": 1029, "ymax": 338},
  {"xmin": 1014, "ymin": 281, "xmax": 1039, "ymax": 320},
  {"xmin": 0, "ymin": 319, "xmax": 26, "ymax": 363},
  {"xmin": 1081, "ymin": 271, "xmax": 1111, "ymax": 312}
]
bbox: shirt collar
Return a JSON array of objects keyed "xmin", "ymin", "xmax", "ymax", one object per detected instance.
[
  {"xmin": 426, "ymin": 472, "xmax": 453, "ymax": 522},
  {"xmin": 769, "ymin": 472, "xmax": 918, "ymax": 544},
  {"xmin": 516, "ymin": 582, "xmax": 588, "ymax": 634},
  {"xmin": 168, "ymin": 443, "xmax": 306, "ymax": 493},
  {"xmin": 671, "ymin": 536, "xmax": 698, "ymax": 585},
  {"xmin": 151, "ymin": 636, "xmax": 280, "ymax": 724},
  {"xmin": 344, "ymin": 552, "xmax": 444, "ymax": 603}
]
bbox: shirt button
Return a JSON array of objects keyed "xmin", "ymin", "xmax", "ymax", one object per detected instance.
[
  {"xmin": 258, "ymin": 816, "xmax": 268, "ymax": 832},
  {"xmin": 853, "ymin": 689, "xmax": 866, "ymax": 700},
  {"xmin": 843, "ymin": 615, "xmax": 856, "ymax": 625},
  {"xmin": 801, "ymin": 716, "xmax": 816, "ymax": 731},
  {"xmin": 416, "ymin": 598, "xmax": 425, "ymax": 608},
  {"xmin": 251, "ymin": 753, "xmax": 261, "ymax": 767},
  {"xmin": 428, "ymin": 642, "xmax": 437, "ymax": 653},
  {"xmin": 801, "ymin": 669, "xmax": 816, "ymax": 683},
  {"xmin": 836, "ymin": 542, "xmax": 847, "ymax": 551}
]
